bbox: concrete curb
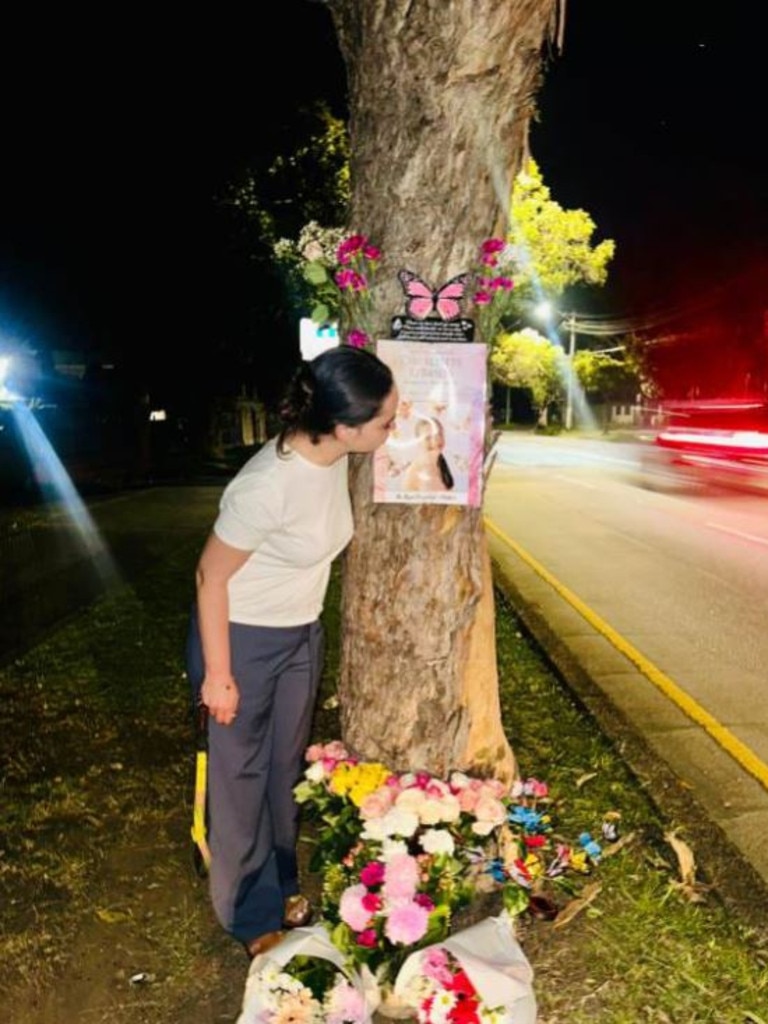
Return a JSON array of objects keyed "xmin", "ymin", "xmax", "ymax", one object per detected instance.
[{"xmin": 488, "ymin": 535, "xmax": 768, "ymax": 932}]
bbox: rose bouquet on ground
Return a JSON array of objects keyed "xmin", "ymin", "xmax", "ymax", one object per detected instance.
[{"xmin": 294, "ymin": 741, "xmax": 601, "ymax": 988}]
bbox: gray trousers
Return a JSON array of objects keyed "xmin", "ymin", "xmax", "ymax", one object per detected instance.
[{"xmin": 186, "ymin": 612, "xmax": 323, "ymax": 943}]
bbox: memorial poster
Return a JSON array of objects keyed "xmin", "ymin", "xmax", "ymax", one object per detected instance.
[{"xmin": 373, "ymin": 339, "xmax": 488, "ymax": 507}]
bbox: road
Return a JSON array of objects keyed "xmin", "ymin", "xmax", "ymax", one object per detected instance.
[{"xmin": 484, "ymin": 432, "xmax": 768, "ymax": 894}]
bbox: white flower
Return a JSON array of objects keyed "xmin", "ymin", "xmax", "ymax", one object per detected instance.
[
  {"xmin": 419, "ymin": 828, "xmax": 455, "ymax": 856},
  {"xmin": 305, "ymin": 761, "xmax": 326, "ymax": 783},
  {"xmin": 381, "ymin": 837, "xmax": 408, "ymax": 858},
  {"xmin": 430, "ymin": 988, "xmax": 458, "ymax": 1023},
  {"xmin": 360, "ymin": 806, "xmax": 419, "ymax": 841},
  {"xmin": 396, "ymin": 787, "xmax": 462, "ymax": 826},
  {"xmin": 302, "ymin": 240, "xmax": 325, "ymax": 262},
  {"xmin": 448, "ymin": 770, "xmax": 471, "ymax": 790}
]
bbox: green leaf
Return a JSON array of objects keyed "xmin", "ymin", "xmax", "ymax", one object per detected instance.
[
  {"xmin": 312, "ymin": 303, "xmax": 333, "ymax": 325},
  {"xmin": 303, "ymin": 261, "xmax": 331, "ymax": 285},
  {"xmin": 503, "ymin": 884, "xmax": 530, "ymax": 917}
]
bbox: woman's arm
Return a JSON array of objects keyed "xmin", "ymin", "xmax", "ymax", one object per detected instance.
[{"xmin": 195, "ymin": 532, "xmax": 252, "ymax": 725}]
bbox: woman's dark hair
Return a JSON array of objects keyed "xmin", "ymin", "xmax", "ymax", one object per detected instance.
[
  {"xmin": 277, "ymin": 345, "xmax": 394, "ymax": 449},
  {"xmin": 437, "ymin": 453, "xmax": 454, "ymax": 490}
]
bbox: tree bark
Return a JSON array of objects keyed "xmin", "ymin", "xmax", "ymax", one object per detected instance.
[{"xmin": 327, "ymin": 0, "xmax": 562, "ymax": 783}]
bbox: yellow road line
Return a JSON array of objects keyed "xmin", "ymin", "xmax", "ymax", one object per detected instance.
[{"xmin": 484, "ymin": 515, "xmax": 768, "ymax": 793}]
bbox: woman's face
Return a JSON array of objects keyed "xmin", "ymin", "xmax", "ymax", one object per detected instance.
[
  {"xmin": 343, "ymin": 386, "xmax": 400, "ymax": 453},
  {"xmin": 418, "ymin": 418, "xmax": 445, "ymax": 451}
]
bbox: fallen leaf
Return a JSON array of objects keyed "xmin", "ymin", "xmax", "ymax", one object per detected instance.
[
  {"xmin": 601, "ymin": 830, "xmax": 636, "ymax": 859},
  {"xmin": 553, "ymin": 882, "xmax": 603, "ymax": 928},
  {"xmin": 96, "ymin": 908, "xmax": 132, "ymax": 924},
  {"xmin": 664, "ymin": 830, "xmax": 710, "ymax": 903},
  {"xmin": 664, "ymin": 830, "xmax": 696, "ymax": 885},
  {"xmin": 575, "ymin": 772, "xmax": 598, "ymax": 789}
]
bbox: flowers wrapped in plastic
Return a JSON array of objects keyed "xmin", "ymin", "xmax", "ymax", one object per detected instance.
[
  {"xmin": 393, "ymin": 912, "xmax": 537, "ymax": 1024},
  {"xmin": 235, "ymin": 925, "xmax": 381, "ymax": 1024}
]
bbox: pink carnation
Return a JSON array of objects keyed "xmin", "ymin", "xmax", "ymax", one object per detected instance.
[
  {"xmin": 337, "ymin": 234, "xmax": 367, "ymax": 263},
  {"xmin": 306, "ymin": 740, "xmax": 349, "ymax": 763},
  {"xmin": 356, "ymin": 927, "xmax": 378, "ymax": 947},
  {"xmin": 360, "ymin": 860, "xmax": 386, "ymax": 887},
  {"xmin": 422, "ymin": 946, "xmax": 452, "ymax": 986},
  {"xmin": 335, "ymin": 268, "xmax": 367, "ymax": 292},
  {"xmin": 414, "ymin": 892, "xmax": 435, "ymax": 911},
  {"xmin": 511, "ymin": 777, "xmax": 549, "ymax": 799},
  {"xmin": 382, "ymin": 853, "xmax": 419, "ymax": 900},
  {"xmin": 326, "ymin": 980, "xmax": 368, "ymax": 1024},
  {"xmin": 340, "ymin": 884, "xmax": 374, "ymax": 931},
  {"xmin": 362, "ymin": 891, "xmax": 383, "ymax": 913},
  {"xmin": 423, "ymin": 778, "xmax": 451, "ymax": 800},
  {"xmin": 480, "ymin": 238, "xmax": 506, "ymax": 255},
  {"xmin": 346, "ymin": 329, "xmax": 369, "ymax": 349},
  {"xmin": 384, "ymin": 900, "xmax": 430, "ymax": 945}
]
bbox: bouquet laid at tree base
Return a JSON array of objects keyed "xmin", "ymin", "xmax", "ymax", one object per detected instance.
[
  {"xmin": 393, "ymin": 912, "xmax": 537, "ymax": 1024},
  {"xmin": 294, "ymin": 741, "xmax": 603, "ymax": 997},
  {"xmin": 236, "ymin": 925, "xmax": 380, "ymax": 1024}
]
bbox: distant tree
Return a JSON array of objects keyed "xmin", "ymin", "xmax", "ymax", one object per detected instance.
[
  {"xmin": 490, "ymin": 328, "xmax": 565, "ymax": 424},
  {"xmin": 574, "ymin": 349, "xmax": 640, "ymax": 402},
  {"xmin": 505, "ymin": 157, "xmax": 615, "ymax": 317},
  {"xmin": 219, "ymin": 102, "xmax": 350, "ymax": 273},
  {"xmin": 573, "ymin": 349, "xmax": 641, "ymax": 429}
]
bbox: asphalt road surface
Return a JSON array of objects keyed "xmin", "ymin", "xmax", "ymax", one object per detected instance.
[{"xmin": 484, "ymin": 432, "xmax": 768, "ymax": 894}]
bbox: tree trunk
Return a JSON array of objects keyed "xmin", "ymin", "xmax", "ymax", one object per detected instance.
[{"xmin": 327, "ymin": 0, "xmax": 562, "ymax": 784}]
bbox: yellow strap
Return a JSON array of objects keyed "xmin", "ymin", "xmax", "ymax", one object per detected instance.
[{"xmin": 190, "ymin": 751, "xmax": 212, "ymax": 868}]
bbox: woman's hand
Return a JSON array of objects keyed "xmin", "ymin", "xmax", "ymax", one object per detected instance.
[{"xmin": 202, "ymin": 673, "xmax": 241, "ymax": 725}]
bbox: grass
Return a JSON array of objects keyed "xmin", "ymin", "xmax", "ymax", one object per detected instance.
[{"xmin": 0, "ymin": 490, "xmax": 767, "ymax": 1023}]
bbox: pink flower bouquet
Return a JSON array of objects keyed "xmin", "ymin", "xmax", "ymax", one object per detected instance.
[
  {"xmin": 393, "ymin": 912, "xmax": 537, "ymax": 1024},
  {"xmin": 294, "ymin": 742, "xmax": 601, "ymax": 985}
]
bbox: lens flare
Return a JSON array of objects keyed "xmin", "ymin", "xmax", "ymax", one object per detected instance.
[{"xmin": 9, "ymin": 402, "xmax": 120, "ymax": 588}]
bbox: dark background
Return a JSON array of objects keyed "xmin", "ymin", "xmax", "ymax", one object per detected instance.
[{"xmin": 1, "ymin": 2, "xmax": 766, "ymax": 403}]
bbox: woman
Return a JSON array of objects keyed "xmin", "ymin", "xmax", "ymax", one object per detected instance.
[
  {"xmin": 401, "ymin": 415, "xmax": 454, "ymax": 492},
  {"xmin": 186, "ymin": 345, "xmax": 398, "ymax": 959}
]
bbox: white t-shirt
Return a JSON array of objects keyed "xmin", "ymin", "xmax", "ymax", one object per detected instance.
[{"xmin": 213, "ymin": 438, "xmax": 354, "ymax": 627}]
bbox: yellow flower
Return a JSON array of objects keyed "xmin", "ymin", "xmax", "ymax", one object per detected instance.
[
  {"xmin": 570, "ymin": 850, "xmax": 591, "ymax": 873},
  {"xmin": 524, "ymin": 853, "xmax": 545, "ymax": 880},
  {"xmin": 329, "ymin": 761, "xmax": 391, "ymax": 806}
]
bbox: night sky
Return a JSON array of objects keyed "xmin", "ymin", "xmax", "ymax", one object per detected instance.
[{"xmin": 1, "ymin": 3, "xmax": 765, "ymax": 391}]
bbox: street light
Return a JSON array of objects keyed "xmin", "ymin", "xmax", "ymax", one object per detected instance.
[{"xmin": 564, "ymin": 312, "xmax": 576, "ymax": 430}]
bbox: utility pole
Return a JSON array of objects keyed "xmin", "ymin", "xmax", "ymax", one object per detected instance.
[{"xmin": 565, "ymin": 313, "xmax": 576, "ymax": 430}]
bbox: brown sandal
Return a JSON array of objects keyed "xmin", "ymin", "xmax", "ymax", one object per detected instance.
[
  {"xmin": 283, "ymin": 894, "xmax": 313, "ymax": 928},
  {"xmin": 244, "ymin": 929, "xmax": 285, "ymax": 960}
]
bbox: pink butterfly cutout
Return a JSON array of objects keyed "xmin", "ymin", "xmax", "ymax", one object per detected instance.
[{"xmin": 398, "ymin": 270, "xmax": 469, "ymax": 321}]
